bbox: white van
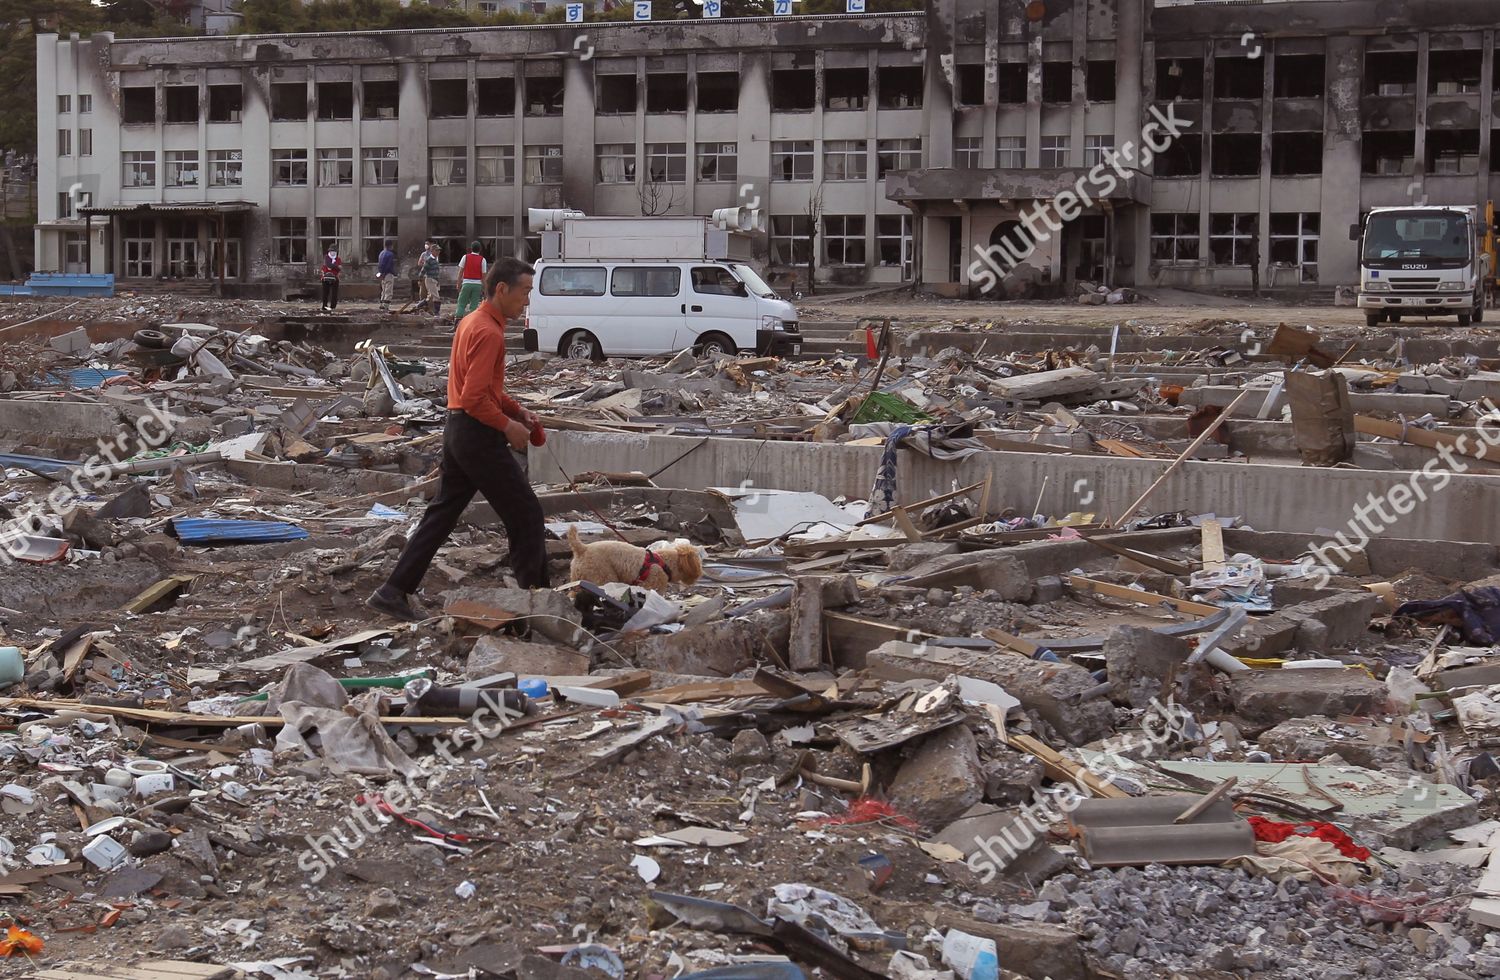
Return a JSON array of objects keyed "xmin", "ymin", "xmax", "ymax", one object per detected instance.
[{"xmin": 521, "ymin": 211, "xmax": 801, "ymax": 360}]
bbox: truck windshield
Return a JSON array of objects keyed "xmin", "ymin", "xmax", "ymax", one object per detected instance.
[
  {"xmin": 730, "ymin": 263, "xmax": 778, "ymax": 298},
  {"xmin": 1363, "ymin": 211, "xmax": 1471, "ymax": 268}
]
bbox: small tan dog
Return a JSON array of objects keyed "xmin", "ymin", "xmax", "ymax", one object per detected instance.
[{"xmin": 566, "ymin": 525, "xmax": 704, "ymax": 591}]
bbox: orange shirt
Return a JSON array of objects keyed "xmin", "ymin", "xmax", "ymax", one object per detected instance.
[{"xmin": 448, "ymin": 301, "xmax": 524, "ymax": 433}]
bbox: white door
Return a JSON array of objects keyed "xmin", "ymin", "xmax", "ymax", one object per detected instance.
[
  {"xmin": 605, "ymin": 265, "xmax": 686, "ymax": 354},
  {"xmin": 685, "ymin": 265, "xmax": 757, "ymax": 350}
]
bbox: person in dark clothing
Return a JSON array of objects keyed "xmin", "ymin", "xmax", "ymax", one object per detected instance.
[
  {"xmin": 367, "ymin": 258, "xmax": 548, "ymax": 621},
  {"xmin": 320, "ymin": 248, "xmax": 342, "ymax": 311},
  {"xmin": 376, "ymin": 241, "xmax": 397, "ymax": 311}
]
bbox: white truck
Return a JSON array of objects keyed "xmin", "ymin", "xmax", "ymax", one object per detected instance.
[
  {"xmin": 1352, "ymin": 204, "xmax": 1492, "ymax": 328},
  {"xmin": 521, "ymin": 209, "xmax": 802, "ymax": 360}
]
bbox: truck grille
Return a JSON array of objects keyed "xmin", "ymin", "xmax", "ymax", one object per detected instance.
[{"xmin": 1390, "ymin": 278, "xmax": 1440, "ymax": 292}]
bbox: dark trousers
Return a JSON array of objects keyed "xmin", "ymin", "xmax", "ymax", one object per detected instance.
[
  {"xmin": 385, "ymin": 411, "xmax": 549, "ymax": 594},
  {"xmin": 322, "ymin": 279, "xmax": 339, "ymax": 309}
]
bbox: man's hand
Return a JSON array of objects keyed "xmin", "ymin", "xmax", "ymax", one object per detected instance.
[
  {"xmin": 517, "ymin": 407, "xmax": 539, "ymax": 429},
  {"xmin": 503, "ymin": 419, "xmax": 530, "ymax": 452}
]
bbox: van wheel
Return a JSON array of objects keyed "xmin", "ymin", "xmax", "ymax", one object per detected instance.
[
  {"xmin": 562, "ymin": 330, "xmax": 603, "ymax": 362},
  {"xmin": 695, "ymin": 332, "xmax": 737, "ymax": 358}
]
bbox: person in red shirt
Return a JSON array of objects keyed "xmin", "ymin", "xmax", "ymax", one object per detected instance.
[
  {"xmin": 368, "ymin": 257, "xmax": 548, "ymax": 620},
  {"xmin": 319, "ymin": 248, "xmax": 342, "ymax": 311}
]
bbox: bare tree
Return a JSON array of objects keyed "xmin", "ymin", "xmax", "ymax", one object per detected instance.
[
  {"xmin": 638, "ymin": 179, "xmax": 679, "ymax": 216},
  {"xmin": 803, "ymin": 181, "xmax": 825, "ymax": 296}
]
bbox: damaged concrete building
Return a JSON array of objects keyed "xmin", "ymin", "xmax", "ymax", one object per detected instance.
[{"xmin": 33, "ymin": 0, "xmax": 1500, "ymax": 296}]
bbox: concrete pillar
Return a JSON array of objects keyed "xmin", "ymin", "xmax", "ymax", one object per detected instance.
[
  {"xmin": 1113, "ymin": 0, "xmax": 1144, "ymax": 154},
  {"xmin": 739, "ymin": 53, "xmax": 771, "ymax": 223},
  {"xmin": 1415, "ymin": 33, "xmax": 1429, "ymax": 184},
  {"xmin": 1025, "ymin": 32, "xmax": 1042, "ymax": 168},
  {"xmin": 1478, "ymin": 31, "xmax": 1494, "ymax": 199},
  {"xmin": 1259, "ymin": 44, "xmax": 1274, "ymax": 291},
  {"xmin": 561, "ymin": 58, "xmax": 595, "ymax": 212},
  {"xmin": 397, "ymin": 60, "xmax": 427, "ymax": 260},
  {"xmin": 1198, "ymin": 40, "xmax": 1212, "ymax": 263},
  {"xmin": 1320, "ymin": 35, "xmax": 1365, "ymax": 286}
]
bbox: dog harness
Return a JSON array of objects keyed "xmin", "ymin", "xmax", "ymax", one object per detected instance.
[{"xmin": 635, "ymin": 550, "xmax": 671, "ymax": 584}]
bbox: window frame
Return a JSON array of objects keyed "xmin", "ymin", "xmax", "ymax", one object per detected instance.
[
  {"xmin": 540, "ymin": 266, "xmax": 608, "ymax": 297},
  {"xmin": 610, "ymin": 265, "xmax": 682, "ymax": 298}
]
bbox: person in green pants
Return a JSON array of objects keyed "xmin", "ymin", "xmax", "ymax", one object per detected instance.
[{"xmin": 454, "ymin": 242, "xmax": 489, "ymax": 323}]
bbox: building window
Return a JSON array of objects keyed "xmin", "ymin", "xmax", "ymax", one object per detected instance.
[
  {"xmin": 647, "ymin": 74, "xmax": 688, "ymax": 113},
  {"xmin": 362, "ymin": 79, "xmax": 399, "ymax": 119},
  {"xmin": 822, "ymin": 215, "xmax": 866, "ymax": 265},
  {"xmin": 165, "ymin": 150, "xmax": 199, "ymax": 187},
  {"xmin": 1361, "ymin": 131, "xmax": 1415, "ymax": 176},
  {"xmin": 1042, "ymin": 62, "xmax": 1072, "ymax": 103},
  {"xmin": 824, "ymin": 140, "xmax": 867, "ymax": 180},
  {"xmin": 997, "ymin": 136, "xmax": 1025, "ymax": 169},
  {"xmin": 429, "ymin": 78, "xmax": 468, "ymax": 118},
  {"xmin": 362, "ymin": 147, "xmax": 398, "ymax": 186},
  {"xmin": 273, "ymin": 148, "xmax": 308, "ymax": 186},
  {"xmin": 1211, "ymin": 134, "xmax": 1261, "ymax": 177},
  {"xmin": 1428, "ymin": 130, "xmax": 1480, "ymax": 175},
  {"xmin": 1275, "ymin": 55, "xmax": 1325, "ymax": 98},
  {"xmin": 525, "ymin": 76, "xmax": 563, "ymax": 115},
  {"xmin": 316, "ymin": 81, "xmax": 353, "ymax": 120},
  {"xmin": 476, "ymin": 77, "xmax": 515, "ymax": 117},
  {"xmin": 877, "ymin": 139, "xmax": 920, "ymax": 177},
  {"xmin": 164, "ymin": 86, "xmax": 198, "ymax": 124},
  {"xmin": 697, "ymin": 142, "xmax": 737, "ymax": 182},
  {"xmin": 1365, "ymin": 51, "xmax": 1417, "ymax": 96},
  {"xmin": 1086, "ymin": 61, "xmax": 1116, "ymax": 102},
  {"xmin": 1156, "ymin": 58, "xmax": 1205, "ymax": 101},
  {"xmin": 363, "ymin": 217, "xmax": 397, "ymax": 264},
  {"xmin": 772, "ymin": 140, "xmax": 814, "ymax": 181},
  {"xmin": 428, "ymin": 218, "xmax": 467, "ymax": 264},
  {"xmin": 122, "ymin": 218, "xmax": 155, "ymax": 277},
  {"xmin": 122, "ymin": 151, "xmax": 156, "ymax": 188},
  {"xmin": 79, "ymin": 130, "xmax": 92, "ymax": 156},
  {"xmin": 274, "ymin": 218, "xmax": 308, "ymax": 264},
  {"xmin": 476, "ymin": 145, "xmax": 515, "ymax": 185},
  {"xmin": 65, "ymin": 232, "xmax": 86, "ymax": 268},
  {"xmin": 79, "ymin": 94, "xmax": 91, "ymax": 113},
  {"xmin": 1084, "ymin": 136, "xmax": 1114, "ymax": 168},
  {"xmin": 596, "ymin": 143, "xmax": 636, "ymax": 183},
  {"xmin": 646, "ymin": 143, "xmax": 686, "ymax": 183},
  {"xmin": 478, "ymin": 216, "xmax": 516, "ymax": 260},
  {"xmin": 878, "ymin": 66, "xmax": 923, "ymax": 108},
  {"xmin": 954, "ymin": 137, "xmax": 981, "ymax": 168},
  {"xmin": 122, "ymin": 87, "xmax": 155, "ymax": 125},
  {"xmin": 1209, "ymin": 213, "xmax": 1258, "ymax": 266},
  {"xmin": 209, "ymin": 149, "xmax": 242, "ymax": 187},
  {"xmin": 1040, "ymin": 136, "xmax": 1070, "ymax": 168},
  {"xmin": 57, "ymin": 129, "xmax": 70, "ymax": 157},
  {"xmin": 430, "ymin": 146, "xmax": 468, "ymax": 186},
  {"xmin": 956, "ymin": 65, "xmax": 984, "ymax": 107},
  {"xmin": 770, "ymin": 215, "xmax": 811, "ymax": 266},
  {"xmin": 997, "ymin": 64, "xmax": 1027, "ymax": 104},
  {"xmin": 525, "ymin": 144, "xmax": 563, "ymax": 183},
  {"xmin": 58, "ymin": 95, "xmax": 71, "ymax": 114},
  {"xmin": 271, "ymin": 83, "xmax": 306, "ymax": 120},
  {"xmin": 1270, "ymin": 212, "xmax": 1319, "ymax": 283},
  {"xmin": 825, "ymin": 67, "xmax": 867, "ymax": 111},
  {"xmin": 771, "ymin": 69, "xmax": 816, "ymax": 112},
  {"xmin": 1214, "ymin": 57, "xmax": 1263, "ymax": 99},
  {"xmin": 698, "ymin": 73, "xmax": 739, "ymax": 112},
  {"xmin": 1271, "ymin": 132, "xmax": 1323, "ymax": 176},
  {"xmin": 877, "ymin": 214, "xmax": 912, "ymax": 269},
  {"xmin": 1430, "ymin": 50, "xmax": 1483, "ymax": 95},
  {"xmin": 208, "ymin": 84, "xmax": 243, "ymax": 122},
  {"xmin": 1150, "ymin": 213, "xmax": 1200, "ymax": 264},
  {"xmin": 597, "ymin": 72, "xmax": 638, "ymax": 114},
  {"xmin": 316, "ymin": 148, "xmax": 354, "ymax": 187},
  {"xmin": 317, "ymin": 217, "xmax": 353, "ymax": 257}
]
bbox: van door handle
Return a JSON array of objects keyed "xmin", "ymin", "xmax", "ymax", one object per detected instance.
[
  {"xmin": 690, "ymin": 305, "xmax": 703, "ymax": 312},
  {"xmin": 681, "ymin": 304, "xmax": 686, "ymax": 313}
]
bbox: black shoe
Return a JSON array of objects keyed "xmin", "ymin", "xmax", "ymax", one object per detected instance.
[{"xmin": 366, "ymin": 586, "xmax": 420, "ymax": 622}]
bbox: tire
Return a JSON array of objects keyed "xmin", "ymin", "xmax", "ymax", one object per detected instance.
[
  {"xmin": 1365, "ymin": 314, "xmax": 1381, "ymax": 328},
  {"xmin": 694, "ymin": 331, "xmax": 737, "ymax": 358},
  {"xmin": 1459, "ymin": 312, "xmax": 1473, "ymax": 326},
  {"xmin": 1475, "ymin": 298, "xmax": 1485, "ymax": 324},
  {"xmin": 561, "ymin": 329, "xmax": 603, "ymax": 362},
  {"xmin": 1390, "ymin": 314, "xmax": 1401, "ymax": 322},
  {"xmin": 133, "ymin": 328, "xmax": 170, "ymax": 349}
]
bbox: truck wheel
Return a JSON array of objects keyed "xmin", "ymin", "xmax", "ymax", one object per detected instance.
[
  {"xmin": 695, "ymin": 332, "xmax": 737, "ymax": 358},
  {"xmin": 1475, "ymin": 299, "xmax": 1486, "ymax": 324},
  {"xmin": 562, "ymin": 330, "xmax": 603, "ymax": 362},
  {"xmin": 1460, "ymin": 312, "xmax": 1473, "ymax": 326},
  {"xmin": 1365, "ymin": 314, "xmax": 1381, "ymax": 328}
]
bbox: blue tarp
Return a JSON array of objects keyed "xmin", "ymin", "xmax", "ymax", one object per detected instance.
[
  {"xmin": 0, "ymin": 451, "xmax": 80, "ymax": 475},
  {"xmin": 168, "ymin": 518, "xmax": 310, "ymax": 545},
  {"xmin": 37, "ymin": 368, "xmax": 128, "ymax": 390}
]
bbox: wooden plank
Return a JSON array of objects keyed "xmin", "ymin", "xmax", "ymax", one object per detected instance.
[
  {"xmin": 1107, "ymin": 388, "xmax": 1254, "ymax": 528},
  {"xmin": 783, "ymin": 536, "xmax": 910, "ymax": 557},
  {"xmin": 1354, "ymin": 415, "xmax": 1495, "ymax": 463},
  {"xmin": 58, "ymin": 632, "xmax": 96, "ymax": 684},
  {"xmin": 982, "ymin": 629, "xmax": 1041, "ymax": 657},
  {"xmin": 130, "ymin": 963, "xmax": 238, "ymax": 979},
  {"xmin": 1008, "ymin": 732, "xmax": 1128, "ymax": 799},
  {"xmin": 1066, "ymin": 575, "xmax": 1221, "ymax": 617},
  {"xmin": 890, "ymin": 506, "xmax": 924, "ymax": 541},
  {"xmin": 825, "ymin": 611, "xmax": 937, "ymax": 669},
  {"xmin": 231, "ymin": 628, "xmax": 392, "ymax": 673},
  {"xmin": 1074, "ymin": 530, "xmax": 1193, "ymax": 576},
  {"xmin": 443, "ymin": 598, "xmax": 519, "ymax": 631},
  {"xmin": 0, "ymin": 861, "xmax": 84, "ymax": 892},
  {"xmin": 990, "ymin": 367, "xmax": 1102, "ymax": 401},
  {"xmin": 120, "ymin": 575, "xmax": 196, "ymax": 615},
  {"xmin": 788, "ymin": 577, "xmax": 825, "ymax": 671},
  {"xmin": 1201, "ymin": 520, "xmax": 1226, "ymax": 574},
  {"xmin": 1097, "ymin": 439, "xmax": 1153, "ymax": 458}
]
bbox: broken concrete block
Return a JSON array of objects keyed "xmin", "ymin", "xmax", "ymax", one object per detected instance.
[
  {"xmin": 982, "ymin": 746, "xmax": 1045, "ymax": 806},
  {"xmin": 887, "ymin": 541, "xmax": 961, "ymax": 572},
  {"xmin": 888, "ymin": 724, "xmax": 985, "ymax": 828},
  {"xmin": 932, "ymin": 914, "xmax": 1086, "ymax": 980},
  {"xmin": 1257, "ymin": 715, "xmax": 1411, "ymax": 771},
  {"xmin": 820, "ymin": 574, "xmax": 861, "ymax": 609},
  {"xmin": 442, "ymin": 586, "xmax": 585, "ymax": 647},
  {"xmin": 1103, "ymin": 626, "xmax": 1199, "ymax": 709},
  {"xmin": 1229, "ymin": 667, "xmax": 1387, "ymax": 735},
  {"xmin": 868, "ymin": 641, "xmax": 1114, "ymax": 744},
  {"xmin": 897, "ymin": 553, "xmax": 1031, "ymax": 601},
  {"xmin": 929, "ymin": 803, "xmax": 1068, "ymax": 886},
  {"xmin": 1031, "ymin": 575, "xmax": 1065, "ymax": 604},
  {"xmin": 1280, "ymin": 591, "xmax": 1379, "ymax": 653},
  {"xmin": 466, "ymin": 635, "xmax": 590, "ymax": 679},
  {"xmin": 616, "ymin": 613, "xmax": 780, "ymax": 677}
]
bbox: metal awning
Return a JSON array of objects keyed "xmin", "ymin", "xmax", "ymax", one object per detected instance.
[{"xmin": 78, "ymin": 201, "xmax": 257, "ymax": 217}]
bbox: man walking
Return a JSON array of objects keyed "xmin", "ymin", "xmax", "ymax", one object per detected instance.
[
  {"xmin": 367, "ymin": 258, "xmax": 548, "ymax": 621},
  {"xmin": 420, "ymin": 241, "xmax": 443, "ymax": 317},
  {"xmin": 319, "ymin": 247, "xmax": 342, "ymax": 311},
  {"xmin": 455, "ymin": 242, "xmax": 488, "ymax": 322},
  {"xmin": 376, "ymin": 241, "xmax": 396, "ymax": 312}
]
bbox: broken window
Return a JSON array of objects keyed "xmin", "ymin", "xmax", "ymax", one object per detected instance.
[
  {"xmin": 772, "ymin": 140, "xmax": 814, "ymax": 181},
  {"xmin": 647, "ymin": 143, "xmax": 686, "ymax": 182},
  {"xmin": 1210, "ymin": 213, "xmax": 1258, "ymax": 266},
  {"xmin": 877, "ymin": 138, "xmax": 920, "ymax": 176},
  {"xmin": 955, "ymin": 65, "xmax": 984, "ymax": 107},
  {"xmin": 996, "ymin": 64, "xmax": 1026, "ymax": 104},
  {"xmin": 271, "ymin": 83, "xmax": 306, "ymax": 121},
  {"xmin": 272, "ymin": 148, "xmax": 307, "ymax": 186},
  {"xmin": 208, "ymin": 84, "xmax": 242, "ymax": 122},
  {"xmin": 824, "ymin": 140, "xmax": 867, "ymax": 180},
  {"xmin": 429, "ymin": 79, "xmax": 467, "ymax": 118},
  {"xmin": 878, "ymin": 66, "xmax": 922, "ymax": 109},
  {"xmin": 1214, "ymin": 57, "xmax": 1262, "ymax": 99},
  {"xmin": 273, "ymin": 218, "xmax": 307, "ymax": 264},
  {"xmin": 771, "ymin": 69, "xmax": 815, "ymax": 111},
  {"xmin": 1361, "ymin": 130, "xmax": 1415, "ymax": 175},
  {"xmin": 1430, "ymin": 50, "xmax": 1483, "ymax": 94},
  {"xmin": 525, "ymin": 76, "xmax": 563, "ymax": 115},
  {"xmin": 316, "ymin": 148, "xmax": 354, "ymax": 187},
  {"xmin": 647, "ymin": 74, "xmax": 687, "ymax": 113},
  {"xmin": 770, "ymin": 215, "xmax": 811, "ymax": 266},
  {"xmin": 1086, "ymin": 61, "xmax": 1115, "ymax": 102},
  {"xmin": 1150, "ymin": 213, "xmax": 1199, "ymax": 263},
  {"xmin": 122, "ymin": 87, "xmax": 155, "ymax": 124},
  {"xmin": 362, "ymin": 80, "xmax": 398, "ymax": 119},
  {"xmin": 1211, "ymin": 134, "xmax": 1260, "ymax": 176},
  {"xmin": 316, "ymin": 82, "xmax": 353, "ymax": 120},
  {"xmin": 697, "ymin": 142, "xmax": 737, "ymax": 182},
  {"xmin": 362, "ymin": 147, "xmax": 398, "ymax": 185},
  {"xmin": 1271, "ymin": 132, "xmax": 1322, "ymax": 175},
  {"xmin": 476, "ymin": 77, "xmax": 515, "ymax": 116},
  {"xmin": 822, "ymin": 215, "xmax": 866, "ymax": 265},
  {"xmin": 1365, "ymin": 51, "xmax": 1417, "ymax": 96},
  {"xmin": 597, "ymin": 73, "xmax": 637, "ymax": 114},
  {"xmin": 1270, "ymin": 212, "xmax": 1319, "ymax": 283},
  {"xmin": 1042, "ymin": 62, "xmax": 1072, "ymax": 103},
  {"xmin": 164, "ymin": 86, "xmax": 198, "ymax": 124},
  {"xmin": 697, "ymin": 72, "xmax": 738, "ymax": 112},
  {"xmin": 1274, "ymin": 55, "xmax": 1324, "ymax": 98},
  {"xmin": 525, "ymin": 144, "xmax": 563, "ymax": 182},
  {"xmin": 1427, "ymin": 130, "xmax": 1481, "ymax": 174},
  {"xmin": 1154, "ymin": 134, "xmax": 1202, "ymax": 177},
  {"xmin": 825, "ymin": 68, "xmax": 867, "ymax": 111},
  {"xmin": 1156, "ymin": 58, "xmax": 1204, "ymax": 101}
]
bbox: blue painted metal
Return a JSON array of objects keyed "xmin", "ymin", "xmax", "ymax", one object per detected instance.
[
  {"xmin": 0, "ymin": 452, "xmax": 79, "ymax": 475},
  {"xmin": 25, "ymin": 273, "xmax": 115, "ymax": 297},
  {"xmin": 37, "ymin": 368, "xmax": 128, "ymax": 390},
  {"xmin": 168, "ymin": 517, "xmax": 310, "ymax": 545},
  {"xmin": 0, "ymin": 285, "xmax": 33, "ymax": 296}
]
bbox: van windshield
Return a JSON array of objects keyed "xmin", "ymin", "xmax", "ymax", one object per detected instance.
[
  {"xmin": 730, "ymin": 263, "xmax": 778, "ymax": 298},
  {"xmin": 1362, "ymin": 210, "xmax": 1472, "ymax": 269}
]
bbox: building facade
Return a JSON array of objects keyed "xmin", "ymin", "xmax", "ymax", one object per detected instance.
[{"xmin": 32, "ymin": 0, "xmax": 1500, "ymax": 297}]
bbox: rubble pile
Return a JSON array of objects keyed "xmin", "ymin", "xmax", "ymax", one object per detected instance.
[{"xmin": 4, "ymin": 304, "xmax": 1500, "ymax": 979}]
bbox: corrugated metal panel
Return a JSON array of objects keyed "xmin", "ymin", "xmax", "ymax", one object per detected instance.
[
  {"xmin": 168, "ymin": 518, "xmax": 309, "ymax": 545},
  {"xmin": 0, "ymin": 451, "xmax": 80, "ymax": 474}
]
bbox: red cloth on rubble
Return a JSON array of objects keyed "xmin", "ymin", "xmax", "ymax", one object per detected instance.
[{"xmin": 1248, "ymin": 815, "xmax": 1372, "ymax": 861}]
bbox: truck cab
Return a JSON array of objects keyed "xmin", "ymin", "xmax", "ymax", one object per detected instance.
[
  {"xmin": 521, "ymin": 209, "xmax": 801, "ymax": 360},
  {"xmin": 1352, "ymin": 205, "xmax": 1492, "ymax": 327}
]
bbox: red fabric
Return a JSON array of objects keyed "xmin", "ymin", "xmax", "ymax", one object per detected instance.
[
  {"xmin": 529, "ymin": 419, "xmax": 546, "ymax": 447},
  {"xmin": 1249, "ymin": 815, "xmax": 1371, "ymax": 861},
  {"xmin": 810, "ymin": 798, "xmax": 919, "ymax": 831},
  {"xmin": 461, "ymin": 252, "xmax": 485, "ymax": 281}
]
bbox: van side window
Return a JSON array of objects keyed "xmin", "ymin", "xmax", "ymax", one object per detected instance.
[
  {"xmin": 611, "ymin": 266, "xmax": 681, "ymax": 297},
  {"xmin": 691, "ymin": 266, "xmax": 741, "ymax": 295},
  {"xmin": 539, "ymin": 266, "xmax": 607, "ymax": 296}
]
